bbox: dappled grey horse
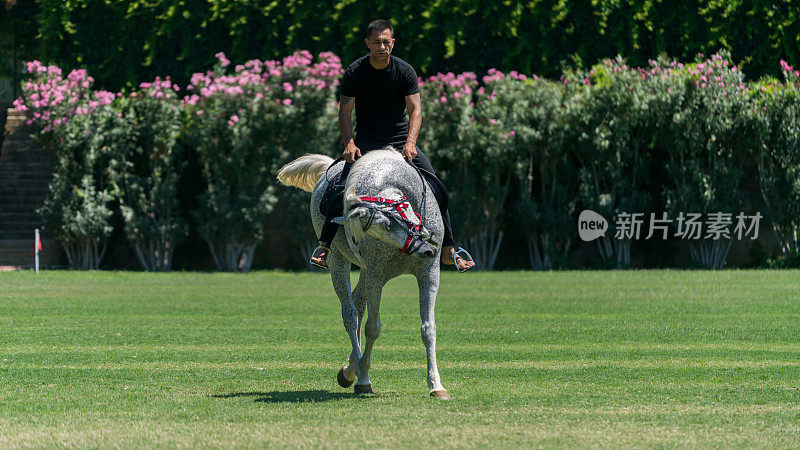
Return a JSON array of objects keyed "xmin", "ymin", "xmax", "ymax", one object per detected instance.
[{"xmin": 278, "ymin": 148, "xmax": 449, "ymax": 399}]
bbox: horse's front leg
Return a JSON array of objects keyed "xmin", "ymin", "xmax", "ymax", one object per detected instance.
[
  {"xmin": 417, "ymin": 264, "xmax": 449, "ymax": 399},
  {"xmin": 355, "ymin": 278, "xmax": 383, "ymax": 394},
  {"xmin": 340, "ymin": 278, "xmax": 366, "ymax": 383},
  {"xmin": 328, "ymin": 253, "xmax": 361, "ymax": 388}
]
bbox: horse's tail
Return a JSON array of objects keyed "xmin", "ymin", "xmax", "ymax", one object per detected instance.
[{"xmin": 277, "ymin": 154, "xmax": 335, "ymax": 193}]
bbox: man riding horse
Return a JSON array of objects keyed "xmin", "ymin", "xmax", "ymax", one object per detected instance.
[{"xmin": 310, "ymin": 19, "xmax": 475, "ymax": 272}]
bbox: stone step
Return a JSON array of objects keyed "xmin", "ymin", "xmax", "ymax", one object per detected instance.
[
  {"xmin": 0, "ymin": 188, "xmax": 49, "ymax": 200},
  {"xmin": 0, "ymin": 171, "xmax": 50, "ymax": 181},
  {"xmin": 0, "ymin": 198, "xmax": 49, "ymax": 208},
  {"xmin": 0, "ymin": 161, "xmax": 52, "ymax": 169},
  {"xmin": 0, "ymin": 138, "xmax": 39, "ymax": 149},
  {"xmin": 0, "ymin": 217, "xmax": 45, "ymax": 226},
  {"xmin": 0, "ymin": 154, "xmax": 51, "ymax": 165},
  {"xmin": 5, "ymin": 119, "xmax": 28, "ymax": 128},
  {"xmin": 0, "ymin": 238, "xmax": 61, "ymax": 267},
  {"xmin": 1, "ymin": 109, "xmax": 57, "ymax": 262},
  {"xmin": 0, "ymin": 203, "xmax": 43, "ymax": 213},
  {"xmin": 0, "ymin": 224, "xmax": 45, "ymax": 235},
  {"xmin": 0, "ymin": 230, "xmax": 45, "ymax": 240},
  {"xmin": 0, "ymin": 211, "xmax": 43, "ymax": 221},
  {"xmin": 0, "ymin": 163, "xmax": 52, "ymax": 171},
  {"xmin": 0, "ymin": 193, "xmax": 49, "ymax": 202},
  {"xmin": 0, "ymin": 178, "xmax": 51, "ymax": 188}
]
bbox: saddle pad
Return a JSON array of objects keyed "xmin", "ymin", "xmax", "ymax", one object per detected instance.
[
  {"xmin": 319, "ymin": 164, "xmax": 446, "ymax": 216},
  {"xmin": 319, "ymin": 170, "xmax": 343, "ymax": 216}
]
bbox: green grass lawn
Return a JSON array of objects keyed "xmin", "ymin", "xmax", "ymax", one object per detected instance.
[{"xmin": 1, "ymin": 270, "xmax": 799, "ymax": 447}]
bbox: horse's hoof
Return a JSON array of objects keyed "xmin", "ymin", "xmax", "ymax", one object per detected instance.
[
  {"xmin": 354, "ymin": 383, "xmax": 374, "ymax": 395},
  {"xmin": 337, "ymin": 368, "xmax": 354, "ymax": 388},
  {"xmin": 430, "ymin": 389, "xmax": 450, "ymax": 400}
]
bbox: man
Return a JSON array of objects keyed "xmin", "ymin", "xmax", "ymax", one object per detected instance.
[{"xmin": 311, "ymin": 19, "xmax": 474, "ymax": 272}]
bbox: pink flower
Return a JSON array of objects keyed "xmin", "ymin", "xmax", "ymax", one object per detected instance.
[
  {"xmin": 282, "ymin": 98, "xmax": 292, "ymax": 106},
  {"xmin": 215, "ymin": 52, "xmax": 231, "ymax": 67},
  {"xmin": 440, "ymin": 96, "xmax": 447, "ymax": 103},
  {"xmin": 490, "ymin": 119, "xmax": 497, "ymax": 124}
]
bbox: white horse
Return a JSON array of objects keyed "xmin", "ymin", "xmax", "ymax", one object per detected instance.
[{"xmin": 278, "ymin": 148, "xmax": 449, "ymax": 399}]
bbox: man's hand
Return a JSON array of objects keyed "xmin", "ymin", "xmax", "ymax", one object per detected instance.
[
  {"xmin": 343, "ymin": 139, "xmax": 362, "ymax": 163},
  {"xmin": 402, "ymin": 141, "xmax": 417, "ymax": 162}
]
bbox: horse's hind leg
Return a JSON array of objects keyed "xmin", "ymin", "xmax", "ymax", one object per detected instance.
[
  {"xmin": 417, "ymin": 265, "xmax": 449, "ymax": 399},
  {"xmin": 328, "ymin": 253, "xmax": 360, "ymax": 388}
]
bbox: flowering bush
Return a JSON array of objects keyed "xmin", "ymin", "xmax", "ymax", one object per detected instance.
[
  {"xmin": 462, "ymin": 70, "xmax": 531, "ymax": 270},
  {"xmin": 501, "ymin": 75, "xmax": 578, "ymax": 270},
  {"xmin": 755, "ymin": 61, "xmax": 800, "ymax": 266},
  {"xmin": 662, "ymin": 52, "xmax": 766, "ymax": 269},
  {"xmin": 573, "ymin": 56, "xmax": 677, "ymax": 267},
  {"xmin": 12, "ymin": 61, "xmax": 115, "ymax": 144},
  {"xmin": 35, "ymin": 106, "xmax": 117, "ymax": 270},
  {"xmin": 184, "ymin": 51, "xmax": 341, "ymax": 271},
  {"xmin": 107, "ymin": 78, "xmax": 186, "ymax": 271},
  {"xmin": 14, "ymin": 61, "xmax": 118, "ymax": 269}
]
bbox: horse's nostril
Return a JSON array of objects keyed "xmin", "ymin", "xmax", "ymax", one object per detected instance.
[{"xmin": 424, "ymin": 250, "xmax": 434, "ymax": 257}]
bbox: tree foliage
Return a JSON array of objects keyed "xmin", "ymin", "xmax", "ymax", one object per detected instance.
[{"xmin": 4, "ymin": 0, "xmax": 800, "ymax": 95}]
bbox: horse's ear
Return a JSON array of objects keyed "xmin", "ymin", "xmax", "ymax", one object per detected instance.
[{"xmin": 332, "ymin": 207, "xmax": 367, "ymax": 224}]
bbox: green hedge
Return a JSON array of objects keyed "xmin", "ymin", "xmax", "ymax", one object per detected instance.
[
  {"xmin": 14, "ymin": 50, "xmax": 800, "ymax": 270},
  {"xmin": 3, "ymin": 1, "xmax": 800, "ymax": 95}
]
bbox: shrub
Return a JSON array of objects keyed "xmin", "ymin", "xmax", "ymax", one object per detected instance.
[
  {"xmin": 662, "ymin": 52, "xmax": 766, "ymax": 269},
  {"xmin": 15, "ymin": 61, "xmax": 116, "ymax": 269},
  {"xmin": 184, "ymin": 51, "xmax": 341, "ymax": 271},
  {"xmin": 108, "ymin": 78, "xmax": 186, "ymax": 271}
]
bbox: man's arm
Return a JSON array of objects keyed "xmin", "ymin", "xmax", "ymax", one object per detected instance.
[
  {"xmin": 339, "ymin": 95, "xmax": 360, "ymax": 163},
  {"xmin": 403, "ymin": 93, "xmax": 422, "ymax": 161}
]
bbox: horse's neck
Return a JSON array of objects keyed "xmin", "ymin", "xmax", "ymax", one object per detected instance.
[{"xmin": 349, "ymin": 161, "xmax": 423, "ymax": 205}]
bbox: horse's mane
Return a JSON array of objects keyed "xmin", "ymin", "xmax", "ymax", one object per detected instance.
[
  {"xmin": 350, "ymin": 147, "xmax": 405, "ymax": 177},
  {"xmin": 345, "ymin": 147, "xmax": 406, "ymax": 202},
  {"xmin": 343, "ymin": 147, "xmax": 410, "ymax": 242}
]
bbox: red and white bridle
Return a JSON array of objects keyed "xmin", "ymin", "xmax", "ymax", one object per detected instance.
[{"xmin": 351, "ymin": 195, "xmax": 431, "ymax": 254}]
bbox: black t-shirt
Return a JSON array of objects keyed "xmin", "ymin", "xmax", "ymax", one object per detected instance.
[{"xmin": 340, "ymin": 54, "xmax": 419, "ymax": 143}]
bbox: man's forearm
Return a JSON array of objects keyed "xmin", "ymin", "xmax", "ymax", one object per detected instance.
[
  {"xmin": 339, "ymin": 112, "xmax": 354, "ymax": 144},
  {"xmin": 406, "ymin": 109, "xmax": 421, "ymax": 146},
  {"xmin": 339, "ymin": 95, "xmax": 355, "ymax": 144}
]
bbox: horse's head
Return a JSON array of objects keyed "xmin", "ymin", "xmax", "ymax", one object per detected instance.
[{"xmin": 333, "ymin": 195, "xmax": 439, "ymax": 258}]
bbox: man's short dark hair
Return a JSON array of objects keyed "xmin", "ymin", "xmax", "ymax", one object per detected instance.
[{"xmin": 366, "ymin": 19, "xmax": 393, "ymax": 39}]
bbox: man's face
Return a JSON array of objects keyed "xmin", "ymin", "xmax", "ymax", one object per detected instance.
[{"xmin": 365, "ymin": 28, "xmax": 394, "ymax": 62}]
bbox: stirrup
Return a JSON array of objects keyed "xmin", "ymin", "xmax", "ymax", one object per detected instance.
[
  {"xmin": 309, "ymin": 245, "xmax": 330, "ymax": 270},
  {"xmin": 454, "ymin": 247, "xmax": 474, "ymax": 273}
]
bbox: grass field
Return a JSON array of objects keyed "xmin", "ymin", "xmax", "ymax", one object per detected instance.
[{"xmin": 1, "ymin": 270, "xmax": 799, "ymax": 448}]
